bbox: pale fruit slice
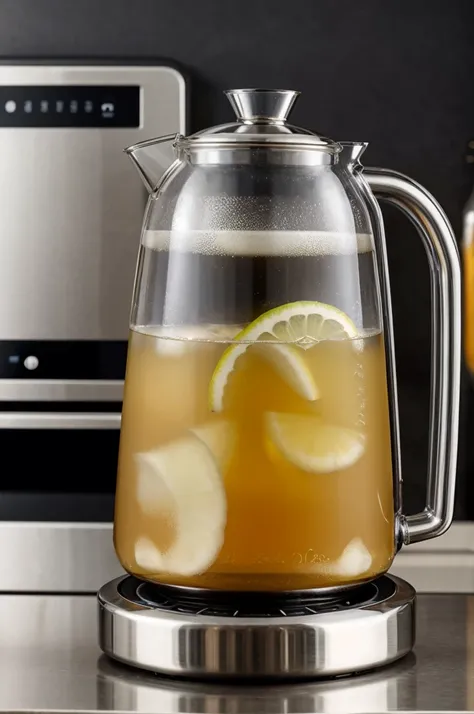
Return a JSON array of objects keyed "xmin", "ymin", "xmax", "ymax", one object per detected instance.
[
  {"xmin": 234, "ymin": 301, "xmax": 359, "ymax": 350},
  {"xmin": 209, "ymin": 342, "xmax": 319, "ymax": 412},
  {"xmin": 135, "ymin": 537, "xmax": 165, "ymax": 572},
  {"xmin": 191, "ymin": 419, "xmax": 236, "ymax": 471},
  {"xmin": 321, "ymin": 539, "xmax": 372, "ymax": 577},
  {"xmin": 266, "ymin": 412, "xmax": 365, "ymax": 474},
  {"xmin": 135, "ymin": 431, "xmax": 227, "ymax": 576},
  {"xmin": 208, "ymin": 300, "xmax": 360, "ymax": 412}
]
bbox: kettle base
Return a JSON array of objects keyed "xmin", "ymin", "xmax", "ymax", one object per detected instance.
[{"xmin": 98, "ymin": 574, "xmax": 415, "ymax": 680}]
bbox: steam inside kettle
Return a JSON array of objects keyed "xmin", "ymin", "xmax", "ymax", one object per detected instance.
[{"xmin": 139, "ymin": 228, "xmax": 374, "ymax": 329}]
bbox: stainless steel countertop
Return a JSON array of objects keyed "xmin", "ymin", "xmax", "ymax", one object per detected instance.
[{"xmin": 0, "ymin": 591, "xmax": 473, "ymax": 713}]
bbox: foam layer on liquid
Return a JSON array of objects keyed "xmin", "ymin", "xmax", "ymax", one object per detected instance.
[{"xmin": 142, "ymin": 230, "xmax": 374, "ymax": 257}]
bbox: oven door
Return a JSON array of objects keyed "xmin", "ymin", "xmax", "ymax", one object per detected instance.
[{"xmin": 0, "ymin": 365, "xmax": 125, "ymax": 592}]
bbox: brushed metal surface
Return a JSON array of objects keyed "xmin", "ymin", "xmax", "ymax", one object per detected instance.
[
  {"xmin": 0, "ymin": 378, "xmax": 123, "ymax": 401},
  {"xmin": 0, "ymin": 591, "xmax": 470, "ymax": 712},
  {"xmin": 0, "ymin": 522, "xmax": 123, "ymax": 592},
  {"xmin": 0, "ymin": 410, "xmax": 121, "ymax": 428},
  {"xmin": 0, "ymin": 64, "xmax": 185, "ymax": 341},
  {"xmin": 98, "ymin": 575, "xmax": 415, "ymax": 679}
]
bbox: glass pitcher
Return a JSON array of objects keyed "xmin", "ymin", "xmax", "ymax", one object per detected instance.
[
  {"xmin": 114, "ymin": 89, "xmax": 461, "ymax": 593},
  {"xmin": 463, "ymin": 187, "xmax": 474, "ymax": 375}
]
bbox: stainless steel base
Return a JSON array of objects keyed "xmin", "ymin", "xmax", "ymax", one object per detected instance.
[{"xmin": 98, "ymin": 574, "xmax": 416, "ymax": 680}]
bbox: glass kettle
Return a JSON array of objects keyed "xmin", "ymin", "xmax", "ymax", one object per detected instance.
[{"xmin": 114, "ymin": 88, "xmax": 461, "ymax": 593}]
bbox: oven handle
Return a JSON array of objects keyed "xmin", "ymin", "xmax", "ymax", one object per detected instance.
[{"xmin": 0, "ymin": 412, "xmax": 122, "ymax": 429}]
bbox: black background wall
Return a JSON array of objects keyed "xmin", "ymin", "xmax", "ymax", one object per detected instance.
[{"xmin": 0, "ymin": 0, "xmax": 472, "ymax": 517}]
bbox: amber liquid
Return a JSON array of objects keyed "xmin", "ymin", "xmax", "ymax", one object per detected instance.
[
  {"xmin": 114, "ymin": 326, "xmax": 394, "ymax": 591},
  {"xmin": 464, "ymin": 237, "xmax": 474, "ymax": 374}
]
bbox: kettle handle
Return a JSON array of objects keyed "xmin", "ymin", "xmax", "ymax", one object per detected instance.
[{"xmin": 364, "ymin": 167, "xmax": 461, "ymax": 544}]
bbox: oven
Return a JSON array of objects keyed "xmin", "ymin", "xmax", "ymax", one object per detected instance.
[{"xmin": 0, "ymin": 60, "xmax": 187, "ymax": 591}]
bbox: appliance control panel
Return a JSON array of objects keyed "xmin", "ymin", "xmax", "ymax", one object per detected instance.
[
  {"xmin": 0, "ymin": 85, "xmax": 141, "ymax": 128},
  {"xmin": 0, "ymin": 63, "xmax": 186, "ymax": 354}
]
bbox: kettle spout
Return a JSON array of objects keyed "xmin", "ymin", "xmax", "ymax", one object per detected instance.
[
  {"xmin": 124, "ymin": 133, "xmax": 179, "ymax": 194},
  {"xmin": 339, "ymin": 142, "xmax": 369, "ymax": 171}
]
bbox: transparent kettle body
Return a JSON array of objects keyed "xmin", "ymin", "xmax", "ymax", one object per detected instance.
[
  {"xmin": 463, "ymin": 187, "xmax": 474, "ymax": 376},
  {"xmin": 114, "ymin": 90, "xmax": 461, "ymax": 592}
]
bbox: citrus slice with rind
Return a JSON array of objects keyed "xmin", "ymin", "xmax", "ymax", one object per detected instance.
[
  {"xmin": 266, "ymin": 412, "xmax": 365, "ymax": 474},
  {"xmin": 209, "ymin": 342, "xmax": 318, "ymax": 412},
  {"xmin": 208, "ymin": 301, "xmax": 360, "ymax": 412},
  {"xmin": 237, "ymin": 301, "xmax": 359, "ymax": 350},
  {"xmin": 135, "ymin": 427, "xmax": 227, "ymax": 576}
]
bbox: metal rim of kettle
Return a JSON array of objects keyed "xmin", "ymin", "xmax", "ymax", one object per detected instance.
[
  {"xmin": 177, "ymin": 133, "xmax": 341, "ymax": 151},
  {"xmin": 176, "ymin": 127, "xmax": 341, "ymax": 166},
  {"xmin": 126, "ymin": 135, "xmax": 340, "ymax": 168},
  {"xmin": 179, "ymin": 142, "xmax": 339, "ymax": 167}
]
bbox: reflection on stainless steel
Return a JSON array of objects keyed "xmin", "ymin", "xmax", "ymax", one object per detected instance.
[
  {"xmin": 0, "ymin": 592, "xmax": 469, "ymax": 712},
  {"xmin": 366, "ymin": 168, "xmax": 461, "ymax": 544},
  {"xmin": 96, "ymin": 653, "xmax": 416, "ymax": 713},
  {"xmin": 0, "ymin": 411, "xmax": 121, "ymax": 428},
  {"xmin": 98, "ymin": 575, "xmax": 415, "ymax": 679},
  {"xmin": 0, "ymin": 378, "xmax": 124, "ymax": 401}
]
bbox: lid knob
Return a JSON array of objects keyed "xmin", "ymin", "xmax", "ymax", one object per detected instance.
[{"xmin": 225, "ymin": 88, "xmax": 300, "ymax": 123}]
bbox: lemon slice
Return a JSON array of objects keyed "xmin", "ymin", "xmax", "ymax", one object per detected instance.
[
  {"xmin": 209, "ymin": 342, "xmax": 318, "ymax": 412},
  {"xmin": 208, "ymin": 301, "xmax": 359, "ymax": 412},
  {"xmin": 135, "ymin": 428, "xmax": 227, "ymax": 576},
  {"xmin": 321, "ymin": 539, "xmax": 372, "ymax": 577},
  {"xmin": 236, "ymin": 301, "xmax": 359, "ymax": 350},
  {"xmin": 266, "ymin": 412, "xmax": 365, "ymax": 474}
]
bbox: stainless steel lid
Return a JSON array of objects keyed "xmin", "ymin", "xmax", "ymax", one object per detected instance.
[{"xmin": 177, "ymin": 88, "xmax": 341, "ymax": 154}]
